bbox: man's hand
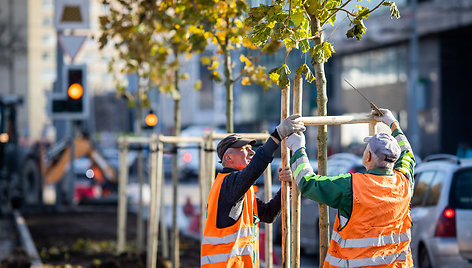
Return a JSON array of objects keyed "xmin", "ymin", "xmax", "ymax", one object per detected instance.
[
  {"xmin": 276, "ymin": 114, "xmax": 306, "ymax": 139},
  {"xmin": 286, "ymin": 132, "xmax": 305, "ymax": 152},
  {"xmin": 278, "ymin": 167, "xmax": 292, "ymax": 182},
  {"xmin": 373, "ymin": 108, "xmax": 397, "ymax": 126}
]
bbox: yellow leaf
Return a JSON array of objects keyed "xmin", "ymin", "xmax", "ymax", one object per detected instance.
[
  {"xmin": 175, "ymin": 24, "xmax": 180, "ymax": 29},
  {"xmin": 270, "ymin": 72, "xmax": 280, "ymax": 83},
  {"xmin": 241, "ymin": 77, "xmax": 251, "ymax": 86},
  {"xmin": 239, "ymin": 54, "xmax": 252, "ymax": 67},
  {"xmin": 201, "ymin": 56, "xmax": 211, "ymax": 65},
  {"xmin": 208, "ymin": 61, "xmax": 219, "ymax": 70},
  {"xmin": 268, "ymin": 21, "xmax": 277, "ymax": 29},
  {"xmin": 194, "ymin": 80, "xmax": 202, "ymax": 90},
  {"xmin": 243, "ymin": 38, "xmax": 258, "ymax": 49},
  {"xmin": 234, "ymin": 19, "xmax": 243, "ymax": 29}
]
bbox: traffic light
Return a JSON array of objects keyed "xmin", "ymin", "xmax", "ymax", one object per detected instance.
[
  {"xmin": 51, "ymin": 64, "xmax": 88, "ymax": 119},
  {"xmin": 144, "ymin": 110, "xmax": 158, "ymax": 129}
]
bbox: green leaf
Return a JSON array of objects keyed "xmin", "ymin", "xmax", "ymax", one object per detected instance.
[
  {"xmin": 296, "ymin": 64, "xmax": 309, "ymax": 76},
  {"xmin": 346, "ymin": 19, "xmax": 367, "ymax": 41},
  {"xmin": 291, "ymin": 12, "xmax": 305, "ymax": 27},
  {"xmin": 299, "ymin": 39, "xmax": 310, "ymax": 53},
  {"xmin": 249, "ymin": 23, "xmax": 271, "ymax": 47},
  {"xmin": 246, "ymin": 5, "xmax": 269, "ymax": 27},
  {"xmin": 296, "ymin": 63, "xmax": 316, "ymax": 83},
  {"xmin": 309, "ymin": 42, "xmax": 335, "ymax": 63}
]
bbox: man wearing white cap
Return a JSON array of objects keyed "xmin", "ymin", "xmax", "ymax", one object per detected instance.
[{"xmin": 281, "ymin": 108, "xmax": 416, "ymax": 267}]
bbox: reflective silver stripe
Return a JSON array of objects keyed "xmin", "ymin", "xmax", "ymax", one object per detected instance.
[
  {"xmin": 331, "ymin": 229, "xmax": 411, "ymax": 248},
  {"xmin": 291, "ymin": 155, "xmax": 310, "ymax": 173},
  {"xmin": 339, "ymin": 215, "xmax": 348, "ymax": 227},
  {"xmin": 296, "ymin": 167, "xmax": 314, "ymax": 184},
  {"xmin": 325, "ymin": 250, "xmax": 409, "ymax": 267},
  {"xmin": 202, "ymin": 227, "xmax": 253, "ymax": 245},
  {"xmin": 201, "ymin": 245, "xmax": 255, "ymax": 265}
]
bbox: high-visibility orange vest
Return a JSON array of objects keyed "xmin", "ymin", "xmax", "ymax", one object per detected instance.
[
  {"xmin": 324, "ymin": 171, "xmax": 413, "ymax": 268},
  {"xmin": 201, "ymin": 172, "xmax": 260, "ymax": 267}
]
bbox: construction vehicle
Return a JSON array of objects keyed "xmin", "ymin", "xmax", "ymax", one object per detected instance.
[{"xmin": 0, "ymin": 95, "xmax": 117, "ymax": 214}]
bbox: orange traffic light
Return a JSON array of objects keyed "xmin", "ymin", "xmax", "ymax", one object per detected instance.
[
  {"xmin": 145, "ymin": 111, "xmax": 158, "ymax": 127},
  {"xmin": 68, "ymin": 83, "xmax": 83, "ymax": 99}
]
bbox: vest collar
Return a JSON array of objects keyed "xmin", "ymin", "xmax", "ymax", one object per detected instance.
[
  {"xmin": 221, "ymin": 167, "xmax": 239, "ymax": 173},
  {"xmin": 367, "ymin": 168, "xmax": 394, "ymax": 175}
]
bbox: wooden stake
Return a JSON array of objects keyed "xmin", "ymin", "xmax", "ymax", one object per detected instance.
[
  {"xmin": 117, "ymin": 140, "xmax": 128, "ymax": 254},
  {"xmin": 281, "ymin": 86, "xmax": 291, "ymax": 268},
  {"xmin": 291, "ymin": 74, "xmax": 302, "ymax": 268},
  {"xmin": 264, "ymin": 162, "xmax": 273, "ymax": 268},
  {"xmin": 147, "ymin": 135, "xmax": 159, "ymax": 268}
]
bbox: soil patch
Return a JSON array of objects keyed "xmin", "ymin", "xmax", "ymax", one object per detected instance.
[{"xmin": 23, "ymin": 209, "xmax": 200, "ymax": 268}]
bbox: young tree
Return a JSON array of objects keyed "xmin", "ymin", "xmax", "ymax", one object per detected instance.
[
  {"xmin": 98, "ymin": 1, "xmax": 198, "ymax": 263},
  {"xmin": 189, "ymin": 0, "xmax": 280, "ymax": 133},
  {"xmin": 246, "ymin": 0, "xmax": 400, "ymax": 266}
]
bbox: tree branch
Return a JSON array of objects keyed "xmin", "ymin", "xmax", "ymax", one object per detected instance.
[
  {"xmin": 329, "ymin": 8, "xmax": 356, "ymax": 17},
  {"xmin": 320, "ymin": 0, "xmax": 352, "ymax": 27},
  {"xmin": 368, "ymin": 0, "xmax": 386, "ymax": 15}
]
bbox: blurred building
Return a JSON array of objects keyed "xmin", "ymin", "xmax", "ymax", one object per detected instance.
[{"xmin": 327, "ymin": 0, "xmax": 472, "ymax": 157}]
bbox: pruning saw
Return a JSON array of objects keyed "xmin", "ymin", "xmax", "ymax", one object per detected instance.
[{"xmin": 343, "ymin": 79, "xmax": 384, "ymax": 116}]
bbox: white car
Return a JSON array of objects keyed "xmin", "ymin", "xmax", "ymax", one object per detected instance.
[{"xmin": 411, "ymin": 154, "xmax": 472, "ymax": 268}]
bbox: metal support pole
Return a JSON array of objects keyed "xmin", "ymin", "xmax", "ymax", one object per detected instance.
[
  {"xmin": 280, "ymin": 87, "xmax": 291, "ymax": 268},
  {"xmin": 117, "ymin": 140, "xmax": 129, "ymax": 253}
]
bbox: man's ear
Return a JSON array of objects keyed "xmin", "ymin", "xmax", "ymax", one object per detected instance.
[
  {"xmin": 223, "ymin": 153, "xmax": 231, "ymax": 163},
  {"xmin": 367, "ymin": 150, "xmax": 372, "ymax": 162}
]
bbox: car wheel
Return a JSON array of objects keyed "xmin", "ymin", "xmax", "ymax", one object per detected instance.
[{"xmin": 419, "ymin": 244, "xmax": 432, "ymax": 268}]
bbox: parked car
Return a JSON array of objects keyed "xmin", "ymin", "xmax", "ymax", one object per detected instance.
[{"xmin": 410, "ymin": 154, "xmax": 472, "ymax": 268}]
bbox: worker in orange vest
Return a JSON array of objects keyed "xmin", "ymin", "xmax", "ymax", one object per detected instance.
[
  {"xmin": 282, "ymin": 108, "xmax": 416, "ymax": 267},
  {"xmin": 201, "ymin": 115, "xmax": 305, "ymax": 267}
]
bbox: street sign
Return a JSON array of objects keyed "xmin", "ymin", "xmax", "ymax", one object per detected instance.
[
  {"xmin": 58, "ymin": 34, "xmax": 87, "ymax": 62},
  {"xmin": 54, "ymin": 0, "xmax": 90, "ymax": 30}
]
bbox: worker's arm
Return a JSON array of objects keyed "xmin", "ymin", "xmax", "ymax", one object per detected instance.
[
  {"xmin": 256, "ymin": 190, "xmax": 281, "ymax": 223},
  {"xmin": 217, "ymin": 116, "xmax": 305, "ymax": 228},
  {"xmin": 221, "ymin": 137, "xmax": 279, "ymax": 205},
  {"xmin": 220, "ymin": 115, "xmax": 306, "ymax": 205},
  {"xmin": 288, "ymin": 149, "xmax": 352, "ymax": 212},
  {"xmin": 374, "ymin": 109, "xmax": 416, "ymax": 190},
  {"xmin": 283, "ymin": 133, "xmax": 352, "ymax": 218}
]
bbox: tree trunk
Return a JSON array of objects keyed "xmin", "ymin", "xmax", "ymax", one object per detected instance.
[
  {"xmin": 310, "ymin": 17, "xmax": 330, "ymax": 268},
  {"xmin": 172, "ymin": 52, "xmax": 182, "ymax": 268},
  {"xmin": 223, "ymin": 48, "xmax": 234, "ymax": 133}
]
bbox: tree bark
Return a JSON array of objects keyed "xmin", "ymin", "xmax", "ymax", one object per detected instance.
[
  {"xmin": 223, "ymin": 48, "xmax": 234, "ymax": 133},
  {"xmin": 310, "ymin": 16, "xmax": 330, "ymax": 268}
]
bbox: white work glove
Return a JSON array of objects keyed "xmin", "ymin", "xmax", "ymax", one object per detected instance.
[
  {"xmin": 286, "ymin": 132, "xmax": 305, "ymax": 152},
  {"xmin": 373, "ymin": 108, "xmax": 397, "ymax": 127},
  {"xmin": 278, "ymin": 167, "xmax": 293, "ymax": 182},
  {"xmin": 276, "ymin": 114, "xmax": 306, "ymax": 140}
]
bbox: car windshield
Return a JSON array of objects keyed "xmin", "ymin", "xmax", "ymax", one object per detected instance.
[{"xmin": 451, "ymin": 168, "xmax": 472, "ymax": 209}]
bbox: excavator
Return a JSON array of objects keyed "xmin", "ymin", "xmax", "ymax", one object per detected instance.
[{"xmin": 0, "ymin": 95, "xmax": 117, "ymax": 214}]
